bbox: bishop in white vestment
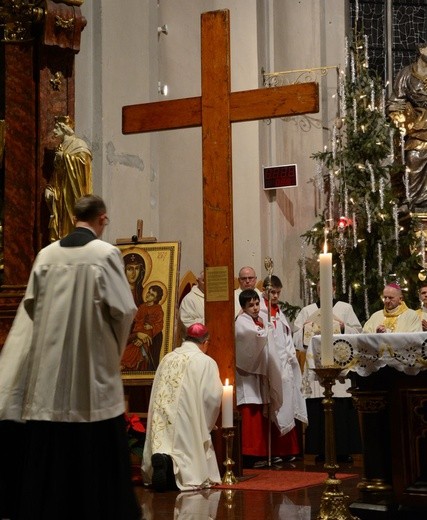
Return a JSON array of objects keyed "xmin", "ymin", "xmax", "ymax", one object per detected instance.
[
  {"xmin": 142, "ymin": 324, "xmax": 223, "ymax": 491},
  {"xmin": 362, "ymin": 283, "xmax": 421, "ymax": 333}
]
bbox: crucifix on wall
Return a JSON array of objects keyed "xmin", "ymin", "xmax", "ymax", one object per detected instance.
[{"xmin": 122, "ymin": 9, "xmax": 319, "ymax": 384}]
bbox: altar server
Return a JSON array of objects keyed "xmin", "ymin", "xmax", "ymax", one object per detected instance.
[
  {"xmin": 259, "ymin": 275, "xmax": 308, "ymax": 461},
  {"xmin": 416, "ymin": 283, "xmax": 427, "ymax": 331},
  {"xmin": 234, "ymin": 266, "xmax": 262, "ymax": 318},
  {"xmin": 235, "ymin": 288, "xmax": 283, "ymax": 467}
]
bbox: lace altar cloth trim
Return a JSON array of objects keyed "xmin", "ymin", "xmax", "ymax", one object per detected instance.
[{"xmin": 308, "ymin": 333, "xmax": 427, "ymax": 376}]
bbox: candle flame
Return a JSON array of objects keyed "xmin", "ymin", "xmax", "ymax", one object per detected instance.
[
  {"xmin": 323, "ymin": 228, "xmax": 328, "ymax": 254},
  {"xmin": 225, "ymin": 378, "xmax": 229, "ymax": 386}
]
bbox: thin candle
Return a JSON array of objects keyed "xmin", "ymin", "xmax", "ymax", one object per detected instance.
[
  {"xmin": 319, "ymin": 240, "xmax": 334, "ymax": 365},
  {"xmin": 222, "ymin": 378, "xmax": 233, "ymax": 428}
]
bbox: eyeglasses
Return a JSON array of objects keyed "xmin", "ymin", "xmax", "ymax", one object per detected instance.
[{"xmin": 240, "ymin": 276, "xmax": 256, "ymax": 281}]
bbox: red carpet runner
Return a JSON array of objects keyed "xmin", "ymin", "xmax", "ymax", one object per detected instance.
[{"xmin": 215, "ymin": 469, "xmax": 358, "ymax": 492}]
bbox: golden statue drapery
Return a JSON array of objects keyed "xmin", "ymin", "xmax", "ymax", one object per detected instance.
[{"xmin": 45, "ymin": 116, "xmax": 92, "ymax": 241}]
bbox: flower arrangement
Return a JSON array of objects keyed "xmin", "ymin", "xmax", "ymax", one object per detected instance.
[{"xmin": 125, "ymin": 412, "xmax": 146, "ymax": 458}]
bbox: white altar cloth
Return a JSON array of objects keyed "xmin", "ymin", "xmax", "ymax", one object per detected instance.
[{"xmin": 308, "ymin": 333, "xmax": 427, "ymax": 377}]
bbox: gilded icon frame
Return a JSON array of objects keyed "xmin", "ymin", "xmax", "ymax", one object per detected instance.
[{"xmin": 118, "ymin": 241, "xmax": 181, "ymax": 382}]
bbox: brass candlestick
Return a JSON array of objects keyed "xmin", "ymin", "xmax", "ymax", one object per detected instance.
[
  {"xmin": 313, "ymin": 366, "xmax": 360, "ymax": 520},
  {"xmin": 222, "ymin": 427, "xmax": 238, "ymax": 484}
]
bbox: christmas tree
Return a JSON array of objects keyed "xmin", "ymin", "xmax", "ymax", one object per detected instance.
[{"xmin": 301, "ymin": 26, "xmax": 422, "ymax": 323}]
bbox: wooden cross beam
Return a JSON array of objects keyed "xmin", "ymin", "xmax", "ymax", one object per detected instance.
[{"xmin": 122, "ymin": 9, "xmax": 319, "ymax": 384}]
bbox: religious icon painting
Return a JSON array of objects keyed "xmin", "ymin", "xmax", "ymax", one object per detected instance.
[{"xmin": 118, "ymin": 241, "xmax": 181, "ymax": 381}]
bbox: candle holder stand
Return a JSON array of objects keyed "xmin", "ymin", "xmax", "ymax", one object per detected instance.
[
  {"xmin": 313, "ymin": 366, "xmax": 360, "ymax": 520},
  {"xmin": 222, "ymin": 427, "xmax": 238, "ymax": 485}
]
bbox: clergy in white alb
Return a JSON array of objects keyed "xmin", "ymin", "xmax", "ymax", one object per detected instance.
[
  {"xmin": 293, "ymin": 299, "xmax": 362, "ymax": 398},
  {"xmin": 0, "ymin": 228, "xmax": 136, "ymax": 423},
  {"xmin": 416, "ymin": 284, "xmax": 427, "ymax": 331},
  {"xmin": 179, "ymin": 271, "xmax": 205, "ymax": 329},
  {"xmin": 293, "ymin": 283, "xmax": 363, "ymax": 460},
  {"xmin": 142, "ymin": 323, "xmax": 223, "ymax": 491}
]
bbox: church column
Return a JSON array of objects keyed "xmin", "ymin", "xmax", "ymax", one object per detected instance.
[{"xmin": 0, "ymin": 0, "xmax": 87, "ymax": 346}]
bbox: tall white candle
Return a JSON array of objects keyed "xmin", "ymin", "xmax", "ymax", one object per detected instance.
[
  {"xmin": 222, "ymin": 378, "xmax": 233, "ymax": 428},
  {"xmin": 319, "ymin": 242, "xmax": 334, "ymax": 365}
]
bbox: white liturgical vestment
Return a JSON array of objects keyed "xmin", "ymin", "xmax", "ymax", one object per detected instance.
[
  {"xmin": 293, "ymin": 301, "xmax": 362, "ymax": 398},
  {"xmin": 235, "ymin": 312, "xmax": 283, "ymax": 417},
  {"xmin": 259, "ymin": 300, "xmax": 308, "ymax": 434},
  {"xmin": 362, "ymin": 307, "xmax": 422, "ymax": 333},
  {"xmin": 179, "ymin": 285, "xmax": 205, "ymax": 328},
  {"xmin": 0, "ymin": 240, "xmax": 137, "ymax": 422},
  {"xmin": 142, "ymin": 341, "xmax": 223, "ymax": 491}
]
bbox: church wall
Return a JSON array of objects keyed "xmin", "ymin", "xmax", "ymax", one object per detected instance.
[
  {"xmin": 156, "ymin": 0, "xmax": 261, "ymax": 279},
  {"xmin": 256, "ymin": 0, "xmax": 346, "ymax": 313},
  {"xmin": 75, "ymin": 0, "xmax": 261, "ymax": 279},
  {"xmin": 76, "ymin": 0, "xmax": 155, "ymax": 244},
  {"xmin": 155, "ymin": 0, "xmax": 203, "ymax": 267},
  {"xmin": 227, "ymin": 1, "xmax": 261, "ymax": 278},
  {"xmin": 74, "ymin": 0, "xmax": 346, "ymax": 308}
]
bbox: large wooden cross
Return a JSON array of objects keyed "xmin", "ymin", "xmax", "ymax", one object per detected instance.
[{"xmin": 122, "ymin": 9, "xmax": 318, "ymax": 382}]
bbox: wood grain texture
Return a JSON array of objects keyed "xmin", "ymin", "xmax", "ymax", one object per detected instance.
[{"xmin": 122, "ymin": 83, "xmax": 319, "ymax": 134}]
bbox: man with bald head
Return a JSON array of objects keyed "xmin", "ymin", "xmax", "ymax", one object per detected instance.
[
  {"xmin": 234, "ymin": 266, "xmax": 262, "ymax": 318},
  {"xmin": 363, "ymin": 283, "xmax": 422, "ymax": 333}
]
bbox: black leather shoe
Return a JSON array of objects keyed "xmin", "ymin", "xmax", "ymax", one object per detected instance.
[{"xmin": 151, "ymin": 453, "xmax": 177, "ymax": 491}]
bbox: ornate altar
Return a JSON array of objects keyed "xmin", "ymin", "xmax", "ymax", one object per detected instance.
[{"xmin": 309, "ymin": 333, "xmax": 427, "ymax": 515}]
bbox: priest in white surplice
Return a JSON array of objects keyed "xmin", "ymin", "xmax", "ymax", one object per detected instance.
[
  {"xmin": 142, "ymin": 323, "xmax": 223, "ymax": 491},
  {"xmin": 416, "ymin": 283, "xmax": 427, "ymax": 331},
  {"xmin": 0, "ymin": 195, "xmax": 140, "ymax": 520},
  {"xmin": 179, "ymin": 270, "xmax": 205, "ymax": 329}
]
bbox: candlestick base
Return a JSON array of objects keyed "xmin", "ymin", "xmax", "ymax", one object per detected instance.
[
  {"xmin": 222, "ymin": 427, "xmax": 238, "ymax": 485},
  {"xmin": 313, "ymin": 366, "xmax": 360, "ymax": 520}
]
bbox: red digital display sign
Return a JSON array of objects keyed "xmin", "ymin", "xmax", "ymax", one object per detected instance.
[{"xmin": 263, "ymin": 164, "xmax": 298, "ymax": 190}]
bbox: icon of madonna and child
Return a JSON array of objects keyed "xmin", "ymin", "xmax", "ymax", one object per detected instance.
[{"xmin": 120, "ymin": 250, "xmax": 167, "ymax": 373}]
